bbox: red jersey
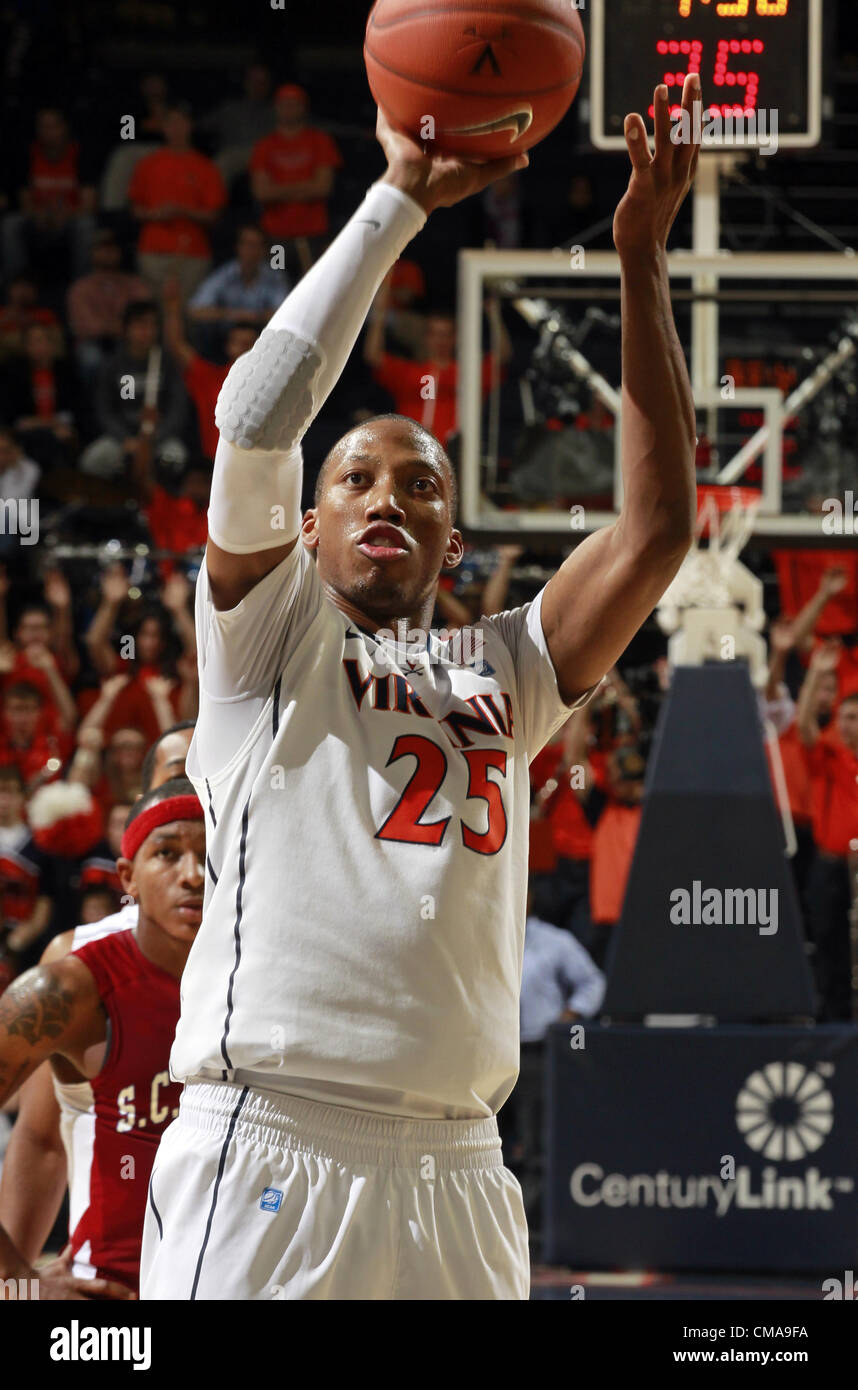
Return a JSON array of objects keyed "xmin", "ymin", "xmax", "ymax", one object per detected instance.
[
  {"xmin": 808, "ymin": 736, "xmax": 858, "ymax": 857},
  {"xmin": 129, "ymin": 150, "xmax": 226, "ymax": 258},
  {"xmin": 373, "ymin": 352, "xmax": 496, "ymax": 447},
  {"xmin": 146, "ymin": 483, "xmax": 209, "ymax": 553},
  {"xmin": 530, "ymin": 741, "xmax": 595, "ymax": 862},
  {"xmin": 777, "ymin": 724, "xmax": 814, "ymax": 826},
  {"xmin": 250, "ymin": 127, "xmax": 342, "ymax": 239},
  {"xmin": 590, "ymin": 802, "xmax": 642, "ymax": 925},
  {"xmin": 182, "ymin": 356, "xmax": 227, "ymax": 462},
  {"xmin": 99, "ymin": 665, "xmax": 183, "ymax": 747},
  {"xmin": 29, "ymin": 140, "xmax": 81, "ymax": 212},
  {"xmin": 67, "ymin": 929, "xmax": 182, "ymax": 1293}
]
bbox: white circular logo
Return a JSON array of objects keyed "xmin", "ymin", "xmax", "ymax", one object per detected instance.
[{"xmin": 735, "ymin": 1062, "xmax": 834, "ymax": 1161}]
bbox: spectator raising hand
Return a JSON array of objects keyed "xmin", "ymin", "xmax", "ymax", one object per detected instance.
[{"xmin": 86, "ymin": 566, "xmax": 130, "ymax": 679}]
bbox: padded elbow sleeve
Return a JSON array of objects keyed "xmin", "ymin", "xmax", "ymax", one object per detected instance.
[{"xmin": 215, "ymin": 329, "xmax": 324, "ymax": 454}]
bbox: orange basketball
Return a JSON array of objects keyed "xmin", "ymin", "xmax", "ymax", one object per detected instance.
[{"xmin": 364, "ymin": 0, "xmax": 585, "ymax": 160}]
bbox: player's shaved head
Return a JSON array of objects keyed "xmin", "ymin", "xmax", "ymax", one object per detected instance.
[{"xmin": 314, "ymin": 414, "xmax": 457, "ymax": 521}]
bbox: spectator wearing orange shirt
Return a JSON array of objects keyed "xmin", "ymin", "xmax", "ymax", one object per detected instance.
[
  {"xmin": 129, "ymin": 106, "xmax": 227, "ymax": 299},
  {"xmin": 766, "ymin": 619, "xmax": 830, "ymax": 923},
  {"xmin": 764, "ymin": 576, "xmax": 849, "ymax": 925},
  {"xmin": 1, "ymin": 109, "xmax": 96, "ymax": 282},
  {"xmin": 797, "ymin": 642, "xmax": 858, "ymax": 1020},
  {"xmin": 365, "ymin": 279, "xmax": 509, "ymax": 448},
  {"xmin": 377, "ymin": 257, "xmax": 427, "ymax": 358},
  {"xmin": 143, "ymin": 466, "xmax": 210, "ymax": 563},
  {"xmin": 587, "ymin": 750, "xmax": 644, "ymax": 965},
  {"xmin": 162, "ymin": 275, "xmax": 258, "ymax": 461},
  {"xmin": 249, "ymin": 84, "xmax": 342, "ymax": 277},
  {"xmin": 530, "ymin": 709, "xmax": 596, "ymax": 948}
]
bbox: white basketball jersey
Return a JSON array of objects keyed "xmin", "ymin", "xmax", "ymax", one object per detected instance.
[
  {"xmin": 54, "ymin": 903, "xmax": 137, "ymax": 1233},
  {"xmin": 178, "ymin": 544, "xmax": 585, "ymax": 1118}
]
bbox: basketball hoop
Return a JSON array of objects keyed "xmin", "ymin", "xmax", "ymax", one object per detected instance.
[{"xmin": 695, "ymin": 484, "xmax": 761, "ymax": 555}]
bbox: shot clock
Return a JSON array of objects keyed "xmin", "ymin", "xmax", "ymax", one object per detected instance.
[{"xmin": 591, "ymin": 0, "xmax": 822, "ymax": 151}]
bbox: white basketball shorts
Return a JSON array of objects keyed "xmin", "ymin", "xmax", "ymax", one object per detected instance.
[{"xmin": 140, "ymin": 1079, "xmax": 530, "ymax": 1301}]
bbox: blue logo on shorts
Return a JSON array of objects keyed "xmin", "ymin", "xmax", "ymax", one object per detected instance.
[{"xmin": 260, "ymin": 1187, "xmax": 283, "ymax": 1213}]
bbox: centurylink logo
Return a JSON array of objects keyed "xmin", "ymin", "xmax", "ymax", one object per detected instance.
[
  {"xmin": 569, "ymin": 1062, "xmax": 853, "ymax": 1216},
  {"xmin": 735, "ymin": 1062, "xmax": 834, "ymax": 1162}
]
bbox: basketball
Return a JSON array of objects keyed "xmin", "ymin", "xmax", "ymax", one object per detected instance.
[{"xmin": 364, "ymin": 0, "xmax": 585, "ymax": 160}]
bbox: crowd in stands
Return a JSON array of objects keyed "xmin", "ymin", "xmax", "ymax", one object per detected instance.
[{"xmin": 0, "ymin": 62, "xmax": 856, "ymax": 1047}]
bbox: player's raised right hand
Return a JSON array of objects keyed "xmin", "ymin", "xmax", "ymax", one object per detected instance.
[{"xmin": 376, "ymin": 108, "xmax": 528, "ymax": 215}]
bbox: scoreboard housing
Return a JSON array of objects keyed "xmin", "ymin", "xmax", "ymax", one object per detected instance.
[{"xmin": 590, "ymin": 0, "xmax": 822, "ymax": 151}]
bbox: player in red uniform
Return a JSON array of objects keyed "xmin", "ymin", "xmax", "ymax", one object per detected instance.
[
  {"xmin": 0, "ymin": 723, "xmax": 195, "ymax": 1272},
  {"xmin": 0, "ymin": 776, "xmax": 204, "ymax": 1298}
]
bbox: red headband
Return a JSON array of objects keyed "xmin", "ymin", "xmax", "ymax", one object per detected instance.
[{"xmin": 120, "ymin": 794, "xmax": 204, "ymax": 862}]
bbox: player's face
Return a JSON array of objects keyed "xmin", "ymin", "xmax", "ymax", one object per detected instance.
[
  {"xmin": 123, "ymin": 821, "xmax": 206, "ymax": 944},
  {"xmin": 305, "ymin": 420, "xmax": 463, "ymax": 624},
  {"xmin": 150, "ymin": 728, "xmax": 193, "ymax": 789}
]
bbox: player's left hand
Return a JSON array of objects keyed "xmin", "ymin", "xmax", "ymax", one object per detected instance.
[
  {"xmin": 30, "ymin": 1250, "xmax": 138, "ymax": 1300},
  {"xmin": 613, "ymin": 73, "xmax": 701, "ymax": 260}
]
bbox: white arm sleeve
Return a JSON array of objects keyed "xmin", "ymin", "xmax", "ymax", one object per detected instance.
[{"xmin": 207, "ymin": 181, "xmax": 427, "ymax": 555}]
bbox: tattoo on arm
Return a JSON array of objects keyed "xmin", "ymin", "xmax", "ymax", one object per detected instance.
[{"xmin": 0, "ymin": 969, "xmax": 77, "ymax": 1099}]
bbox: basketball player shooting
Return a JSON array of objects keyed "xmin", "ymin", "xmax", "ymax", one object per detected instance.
[{"xmin": 141, "ymin": 75, "xmax": 702, "ymax": 1301}]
